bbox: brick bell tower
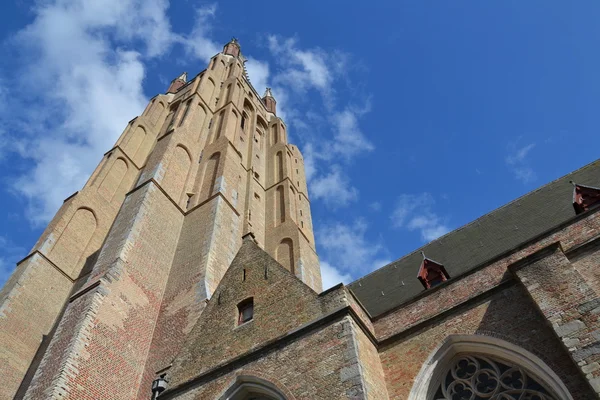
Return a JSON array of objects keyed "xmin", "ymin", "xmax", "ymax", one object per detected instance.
[{"xmin": 0, "ymin": 38, "xmax": 321, "ymax": 400}]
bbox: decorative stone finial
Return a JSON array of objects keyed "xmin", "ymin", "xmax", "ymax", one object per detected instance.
[
  {"xmin": 177, "ymin": 72, "xmax": 188, "ymax": 82},
  {"xmin": 263, "ymin": 88, "xmax": 274, "ymax": 98}
]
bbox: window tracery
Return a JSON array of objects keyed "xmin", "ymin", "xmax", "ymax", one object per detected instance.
[{"xmin": 433, "ymin": 355, "xmax": 556, "ymax": 400}]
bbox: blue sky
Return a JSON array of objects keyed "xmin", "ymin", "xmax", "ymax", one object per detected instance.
[{"xmin": 0, "ymin": 1, "xmax": 599, "ymax": 290}]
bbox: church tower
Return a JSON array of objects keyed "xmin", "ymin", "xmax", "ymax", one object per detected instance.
[{"xmin": 0, "ymin": 38, "xmax": 321, "ymax": 399}]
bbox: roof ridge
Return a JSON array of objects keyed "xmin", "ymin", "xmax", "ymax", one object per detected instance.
[{"xmin": 350, "ymin": 158, "xmax": 600, "ymax": 285}]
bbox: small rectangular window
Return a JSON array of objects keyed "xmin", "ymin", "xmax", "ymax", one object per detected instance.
[{"xmin": 237, "ymin": 298, "xmax": 254, "ymax": 325}]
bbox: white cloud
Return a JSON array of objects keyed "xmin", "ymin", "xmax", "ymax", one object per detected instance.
[
  {"xmin": 245, "ymin": 57, "xmax": 270, "ymax": 98},
  {"xmin": 255, "ymin": 36, "xmax": 373, "ymax": 210},
  {"xmin": 309, "ymin": 165, "xmax": 358, "ymax": 208},
  {"xmin": 320, "ymin": 261, "xmax": 352, "ymax": 290},
  {"xmin": 391, "ymin": 193, "xmax": 450, "ymax": 242},
  {"xmin": 331, "ymin": 108, "xmax": 374, "ymax": 160},
  {"xmin": 317, "ymin": 219, "xmax": 386, "ymax": 275},
  {"xmin": 3, "ymin": 0, "xmax": 219, "ymax": 224},
  {"xmin": 267, "ymin": 35, "xmax": 335, "ymax": 94},
  {"xmin": 506, "ymin": 142, "xmax": 536, "ymax": 184},
  {"xmin": 181, "ymin": 5, "xmax": 220, "ymax": 62}
]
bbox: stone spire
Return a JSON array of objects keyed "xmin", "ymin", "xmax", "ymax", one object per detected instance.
[
  {"xmin": 167, "ymin": 72, "xmax": 187, "ymax": 94},
  {"xmin": 262, "ymin": 87, "xmax": 276, "ymax": 114}
]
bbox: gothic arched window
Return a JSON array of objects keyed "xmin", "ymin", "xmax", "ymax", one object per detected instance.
[
  {"xmin": 408, "ymin": 335, "xmax": 573, "ymax": 400},
  {"xmin": 433, "ymin": 354, "xmax": 556, "ymax": 399}
]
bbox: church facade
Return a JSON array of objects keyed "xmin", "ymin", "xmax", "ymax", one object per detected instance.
[{"xmin": 2, "ymin": 39, "xmax": 600, "ymax": 399}]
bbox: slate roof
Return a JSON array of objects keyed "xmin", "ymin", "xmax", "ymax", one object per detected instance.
[{"xmin": 348, "ymin": 159, "xmax": 600, "ymax": 318}]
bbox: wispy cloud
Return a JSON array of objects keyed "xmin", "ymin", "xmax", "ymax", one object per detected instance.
[
  {"xmin": 250, "ymin": 36, "xmax": 373, "ymax": 209},
  {"xmin": 506, "ymin": 141, "xmax": 536, "ymax": 184},
  {"xmin": 369, "ymin": 201, "xmax": 382, "ymax": 212},
  {"xmin": 309, "ymin": 165, "xmax": 358, "ymax": 208},
  {"xmin": 320, "ymin": 261, "xmax": 352, "ymax": 290},
  {"xmin": 317, "ymin": 219, "xmax": 389, "ymax": 288},
  {"xmin": 391, "ymin": 193, "xmax": 450, "ymax": 242},
  {"xmin": 2, "ymin": 0, "xmax": 219, "ymax": 224}
]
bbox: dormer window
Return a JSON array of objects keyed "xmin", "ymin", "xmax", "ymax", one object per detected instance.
[
  {"xmin": 417, "ymin": 252, "xmax": 450, "ymax": 289},
  {"xmin": 237, "ymin": 298, "xmax": 254, "ymax": 325},
  {"xmin": 571, "ymin": 181, "xmax": 600, "ymax": 214}
]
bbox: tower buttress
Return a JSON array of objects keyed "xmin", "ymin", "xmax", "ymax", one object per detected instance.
[{"xmin": 11, "ymin": 38, "xmax": 321, "ymax": 400}]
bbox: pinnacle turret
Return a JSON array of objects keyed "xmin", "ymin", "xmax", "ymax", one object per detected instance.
[
  {"xmin": 166, "ymin": 71, "xmax": 187, "ymax": 94},
  {"xmin": 223, "ymin": 37, "xmax": 241, "ymax": 57},
  {"xmin": 262, "ymin": 87, "xmax": 276, "ymax": 114}
]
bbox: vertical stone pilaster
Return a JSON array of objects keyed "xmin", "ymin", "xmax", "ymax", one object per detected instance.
[{"xmin": 511, "ymin": 243, "xmax": 600, "ymax": 395}]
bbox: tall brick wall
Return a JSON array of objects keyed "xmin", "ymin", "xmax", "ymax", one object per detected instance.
[
  {"xmin": 8, "ymin": 41, "xmax": 321, "ymax": 399},
  {"xmin": 0, "ymin": 88, "xmax": 169, "ymax": 399},
  {"xmin": 379, "ymin": 284, "xmax": 594, "ymax": 398},
  {"xmin": 24, "ymin": 182, "xmax": 185, "ymax": 400}
]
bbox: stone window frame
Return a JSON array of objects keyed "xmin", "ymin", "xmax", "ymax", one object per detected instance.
[
  {"xmin": 408, "ymin": 334, "xmax": 573, "ymax": 400},
  {"xmin": 218, "ymin": 375, "xmax": 287, "ymax": 400},
  {"xmin": 237, "ymin": 297, "xmax": 254, "ymax": 326}
]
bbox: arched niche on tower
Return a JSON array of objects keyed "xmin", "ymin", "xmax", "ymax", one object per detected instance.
[
  {"xmin": 408, "ymin": 335, "xmax": 573, "ymax": 400},
  {"xmin": 161, "ymin": 144, "xmax": 192, "ymax": 206},
  {"xmin": 241, "ymin": 99, "xmax": 255, "ymax": 136},
  {"xmin": 149, "ymin": 100, "xmax": 166, "ymax": 126},
  {"xmin": 270, "ymin": 124, "xmax": 279, "ymax": 146},
  {"xmin": 48, "ymin": 207, "xmax": 98, "ymax": 278},
  {"xmin": 212, "ymin": 110, "xmax": 226, "ymax": 143},
  {"xmin": 98, "ymin": 157, "xmax": 128, "ymax": 201},
  {"xmin": 199, "ymin": 152, "xmax": 221, "ymax": 201},
  {"xmin": 195, "ymin": 103, "xmax": 208, "ymax": 142},
  {"xmin": 276, "ymin": 238, "xmax": 295, "ymax": 274},
  {"xmin": 275, "ymin": 151, "xmax": 284, "ymax": 182},
  {"xmin": 222, "ymin": 83, "xmax": 233, "ymax": 108},
  {"xmin": 256, "ymin": 116, "xmax": 268, "ymax": 152},
  {"xmin": 288, "ymin": 185, "xmax": 297, "ymax": 223},
  {"xmin": 200, "ymin": 77, "xmax": 216, "ymax": 107},
  {"xmin": 123, "ymin": 125, "xmax": 146, "ymax": 161},
  {"xmin": 274, "ymin": 185, "xmax": 286, "ymax": 226}
]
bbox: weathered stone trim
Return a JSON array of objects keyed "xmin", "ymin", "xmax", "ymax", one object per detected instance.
[
  {"xmin": 68, "ymin": 280, "xmax": 101, "ymax": 302},
  {"xmin": 160, "ymin": 305, "xmax": 377, "ymax": 398},
  {"xmin": 565, "ymin": 235, "xmax": 600, "ymax": 262},
  {"xmin": 16, "ymin": 251, "xmax": 75, "ymax": 284},
  {"xmin": 125, "ymin": 178, "xmax": 186, "ymax": 215},
  {"xmin": 185, "ymin": 191, "xmax": 241, "ymax": 217},
  {"xmin": 62, "ymin": 191, "xmax": 79, "ymax": 203},
  {"xmin": 378, "ymin": 280, "xmax": 516, "ymax": 347},
  {"xmin": 103, "ymin": 144, "xmax": 144, "ymax": 170}
]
